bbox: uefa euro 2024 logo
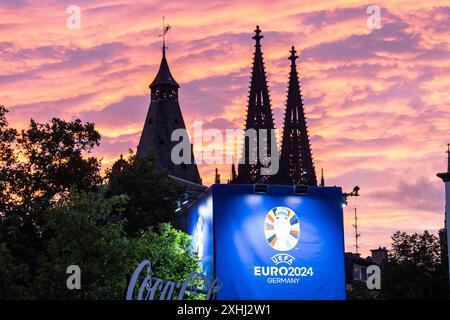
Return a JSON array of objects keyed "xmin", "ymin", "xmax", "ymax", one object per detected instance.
[
  {"xmin": 264, "ymin": 206, "xmax": 300, "ymax": 251},
  {"xmin": 255, "ymin": 206, "xmax": 314, "ymax": 284}
]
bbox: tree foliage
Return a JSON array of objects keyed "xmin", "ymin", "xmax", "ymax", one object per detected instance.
[
  {"xmin": 0, "ymin": 106, "xmax": 200, "ymax": 299},
  {"xmin": 346, "ymin": 280, "xmax": 381, "ymax": 300},
  {"xmin": 30, "ymin": 190, "xmax": 199, "ymax": 299},
  {"xmin": 381, "ymin": 231, "xmax": 449, "ymax": 300},
  {"xmin": 0, "ymin": 243, "xmax": 31, "ymax": 299},
  {"xmin": 0, "ymin": 105, "xmax": 103, "ymax": 274},
  {"xmin": 132, "ymin": 223, "xmax": 200, "ymax": 283},
  {"xmin": 106, "ymin": 151, "xmax": 183, "ymax": 234}
]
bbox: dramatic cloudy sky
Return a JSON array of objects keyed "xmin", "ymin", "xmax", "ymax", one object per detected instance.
[{"xmin": 1, "ymin": 0, "xmax": 449, "ymax": 255}]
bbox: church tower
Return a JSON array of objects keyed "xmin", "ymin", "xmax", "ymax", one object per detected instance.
[
  {"xmin": 277, "ymin": 47, "xmax": 317, "ymax": 186},
  {"xmin": 437, "ymin": 144, "xmax": 450, "ymax": 287},
  {"xmin": 137, "ymin": 31, "xmax": 202, "ymax": 185},
  {"xmin": 233, "ymin": 26, "xmax": 277, "ymax": 184}
]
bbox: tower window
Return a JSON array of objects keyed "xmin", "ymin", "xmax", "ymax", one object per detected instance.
[
  {"xmin": 148, "ymin": 118, "xmax": 153, "ymax": 125},
  {"xmin": 152, "ymin": 86, "xmax": 178, "ymax": 101}
]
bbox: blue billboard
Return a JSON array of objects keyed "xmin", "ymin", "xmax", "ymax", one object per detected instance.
[{"xmin": 187, "ymin": 184, "xmax": 346, "ymax": 300}]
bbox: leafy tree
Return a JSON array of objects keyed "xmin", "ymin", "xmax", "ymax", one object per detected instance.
[
  {"xmin": 1, "ymin": 105, "xmax": 102, "ymax": 211},
  {"xmin": 0, "ymin": 105, "xmax": 17, "ymax": 184},
  {"xmin": 381, "ymin": 231, "xmax": 449, "ymax": 300},
  {"xmin": 0, "ymin": 105, "xmax": 18, "ymax": 220},
  {"xmin": 0, "ymin": 106, "xmax": 103, "ymax": 274},
  {"xmin": 29, "ymin": 190, "xmax": 200, "ymax": 299},
  {"xmin": 0, "ymin": 106, "xmax": 201, "ymax": 299},
  {"xmin": 132, "ymin": 223, "xmax": 200, "ymax": 283},
  {"xmin": 32, "ymin": 190, "xmax": 130, "ymax": 299},
  {"xmin": 0, "ymin": 243, "xmax": 32, "ymax": 299},
  {"xmin": 106, "ymin": 151, "xmax": 183, "ymax": 235},
  {"xmin": 346, "ymin": 280, "xmax": 381, "ymax": 300}
]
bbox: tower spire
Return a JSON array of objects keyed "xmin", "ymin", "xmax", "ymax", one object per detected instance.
[
  {"xmin": 252, "ymin": 25, "xmax": 263, "ymax": 46},
  {"xmin": 235, "ymin": 25, "xmax": 277, "ymax": 184},
  {"xmin": 277, "ymin": 46, "xmax": 317, "ymax": 186},
  {"xmin": 137, "ymin": 25, "xmax": 201, "ymax": 185},
  {"xmin": 230, "ymin": 156, "xmax": 237, "ymax": 183},
  {"xmin": 215, "ymin": 168, "xmax": 221, "ymax": 184},
  {"xmin": 150, "ymin": 17, "xmax": 178, "ymax": 91},
  {"xmin": 320, "ymin": 168, "xmax": 325, "ymax": 186}
]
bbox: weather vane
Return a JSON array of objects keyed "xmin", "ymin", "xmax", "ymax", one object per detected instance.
[{"xmin": 159, "ymin": 16, "xmax": 171, "ymax": 52}]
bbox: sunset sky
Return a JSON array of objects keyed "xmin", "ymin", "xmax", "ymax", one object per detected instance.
[{"xmin": 1, "ymin": 0, "xmax": 449, "ymax": 255}]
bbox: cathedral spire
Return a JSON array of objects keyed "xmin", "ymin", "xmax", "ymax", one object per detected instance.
[
  {"xmin": 235, "ymin": 26, "xmax": 277, "ymax": 184},
  {"xmin": 278, "ymin": 46, "xmax": 317, "ymax": 186},
  {"xmin": 215, "ymin": 168, "xmax": 221, "ymax": 184},
  {"xmin": 231, "ymin": 163, "xmax": 237, "ymax": 181},
  {"xmin": 229, "ymin": 156, "xmax": 237, "ymax": 183}
]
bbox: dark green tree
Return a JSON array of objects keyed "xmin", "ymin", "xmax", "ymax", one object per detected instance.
[
  {"xmin": 381, "ymin": 231, "xmax": 449, "ymax": 300},
  {"xmin": 0, "ymin": 105, "xmax": 102, "ymax": 274},
  {"xmin": 106, "ymin": 151, "xmax": 183, "ymax": 235},
  {"xmin": 31, "ymin": 190, "xmax": 200, "ymax": 299},
  {"xmin": 346, "ymin": 280, "xmax": 381, "ymax": 300},
  {"xmin": 0, "ymin": 243, "xmax": 32, "ymax": 299},
  {"xmin": 0, "ymin": 106, "xmax": 200, "ymax": 299},
  {"xmin": 132, "ymin": 223, "xmax": 200, "ymax": 283},
  {"xmin": 0, "ymin": 105, "xmax": 18, "ymax": 218}
]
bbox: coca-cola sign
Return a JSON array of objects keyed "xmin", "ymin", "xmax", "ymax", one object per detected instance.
[{"xmin": 126, "ymin": 260, "xmax": 221, "ymax": 300}]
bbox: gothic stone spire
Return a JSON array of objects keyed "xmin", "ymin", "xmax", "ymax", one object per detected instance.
[
  {"xmin": 215, "ymin": 168, "xmax": 221, "ymax": 184},
  {"xmin": 235, "ymin": 25, "xmax": 277, "ymax": 184},
  {"xmin": 278, "ymin": 46, "xmax": 317, "ymax": 186}
]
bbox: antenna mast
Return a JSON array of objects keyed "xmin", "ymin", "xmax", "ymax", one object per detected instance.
[{"xmin": 352, "ymin": 207, "xmax": 361, "ymax": 254}]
